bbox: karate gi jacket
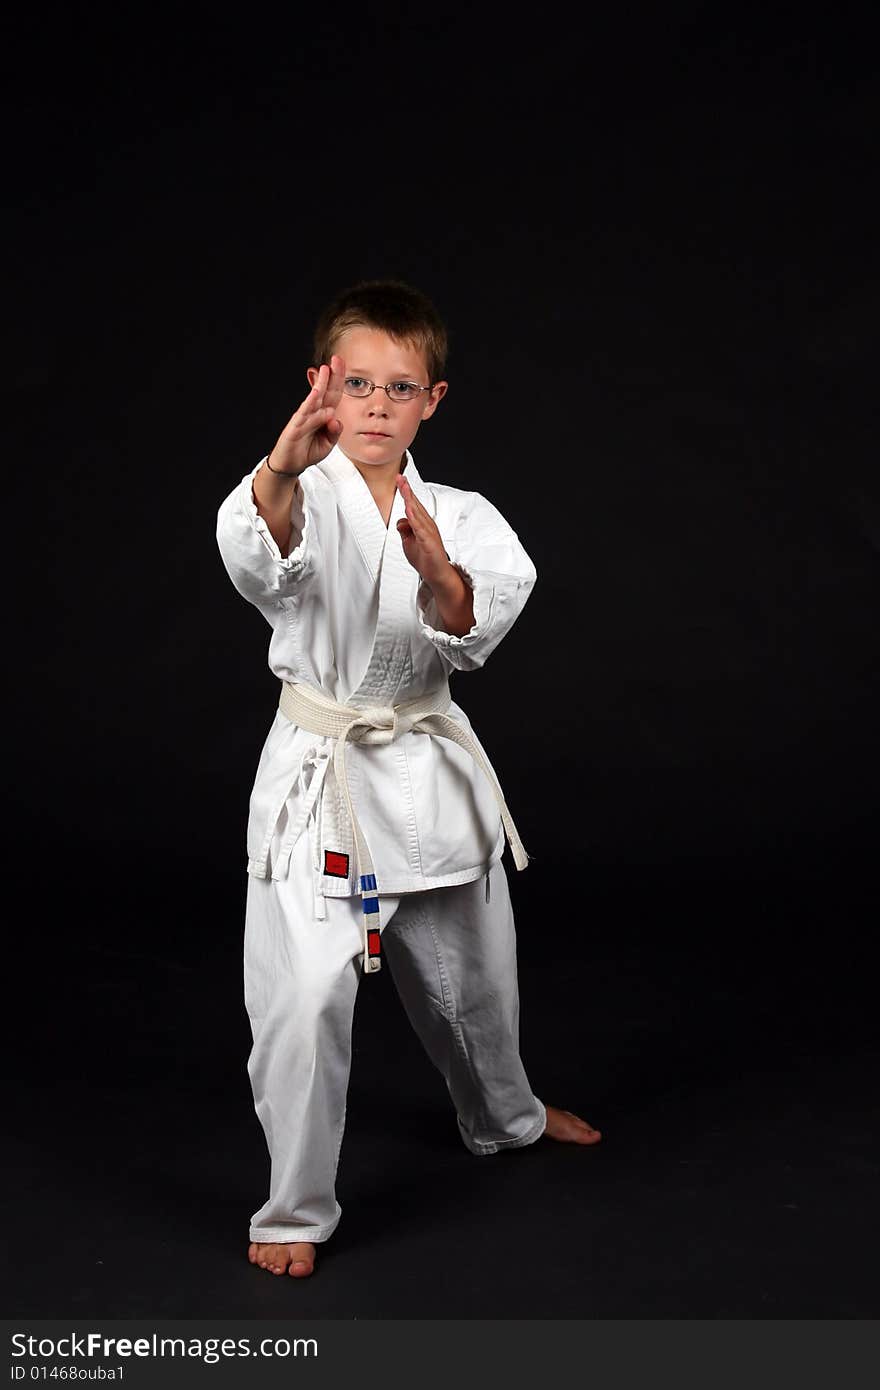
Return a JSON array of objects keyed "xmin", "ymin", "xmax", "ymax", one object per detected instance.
[{"xmin": 215, "ymin": 444, "xmax": 537, "ymax": 904}]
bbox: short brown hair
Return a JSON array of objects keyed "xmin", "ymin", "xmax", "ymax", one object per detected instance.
[{"xmin": 313, "ymin": 279, "xmax": 448, "ymax": 385}]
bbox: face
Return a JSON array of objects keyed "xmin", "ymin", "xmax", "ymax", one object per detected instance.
[{"xmin": 307, "ymin": 326, "xmax": 447, "ymax": 470}]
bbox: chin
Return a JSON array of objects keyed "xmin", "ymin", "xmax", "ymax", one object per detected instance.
[{"xmin": 341, "ymin": 442, "xmax": 405, "ymax": 470}]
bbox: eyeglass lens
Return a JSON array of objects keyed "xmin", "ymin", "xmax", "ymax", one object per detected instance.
[{"xmin": 344, "ymin": 378, "xmax": 423, "ymax": 400}]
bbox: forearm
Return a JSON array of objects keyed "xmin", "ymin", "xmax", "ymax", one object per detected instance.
[
  {"xmin": 253, "ymin": 459, "xmax": 302, "ymax": 557},
  {"xmin": 426, "ymin": 562, "xmax": 475, "ymax": 637}
]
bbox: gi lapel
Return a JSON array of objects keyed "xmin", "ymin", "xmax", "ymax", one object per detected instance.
[
  {"xmin": 316, "ymin": 446, "xmax": 438, "ymax": 707},
  {"xmin": 316, "ymin": 444, "xmax": 389, "ymax": 582},
  {"xmin": 352, "ymin": 451, "xmax": 438, "ymax": 705}
]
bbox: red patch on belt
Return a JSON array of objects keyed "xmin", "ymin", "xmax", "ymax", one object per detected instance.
[
  {"xmin": 324, "ymin": 850, "xmax": 350, "ymax": 878},
  {"xmin": 367, "ymin": 929, "xmax": 381, "ymax": 956}
]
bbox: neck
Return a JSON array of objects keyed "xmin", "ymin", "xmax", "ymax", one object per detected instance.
[{"xmin": 348, "ymin": 451, "xmax": 407, "ymax": 495}]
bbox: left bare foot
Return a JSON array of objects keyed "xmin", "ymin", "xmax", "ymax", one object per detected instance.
[{"xmin": 544, "ymin": 1105, "xmax": 602, "ymax": 1145}]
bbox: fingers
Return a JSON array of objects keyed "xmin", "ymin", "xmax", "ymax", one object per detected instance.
[
  {"xmin": 397, "ymin": 474, "xmax": 424, "ymax": 505},
  {"xmin": 305, "ymin": 357, "xmax": 343, "ymax": 413},
  {"xmin": 396, "ymin": 475, "xmax": 419, "ymax": 507},
  {"xmin": 309, "ymin": 362, "xmax": 331, "ymax": 407},
  {"xmin": 307, "ymin": 364, "xmax": 332, "ymax": 412},
  {"xmin": 288, "ymin": 378, "xmax": 337, "ymax": 438},
  {"xmin": 396, "ymin": 475, "xmax": 433, "ymax": 533},
  {"xmin": 396, "ymin": 478, "xmax": 424, "ymax": 536},
  {"xmin": 291, "ymin": 356, "xmax": 344, "ymax": 433},
  {"xmin": 324, "ymin": 353, "xmax": 346, "ymax": 410}
]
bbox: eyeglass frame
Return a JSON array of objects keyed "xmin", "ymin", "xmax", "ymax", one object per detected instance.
[{"xmin": 342, "ymin": 376, "xmax": 435, "ymax": 402}]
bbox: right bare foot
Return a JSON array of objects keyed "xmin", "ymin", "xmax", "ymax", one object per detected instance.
[{"xmin": 248, "ymin": 1241, "xmax": 316, "ymax": 1278}]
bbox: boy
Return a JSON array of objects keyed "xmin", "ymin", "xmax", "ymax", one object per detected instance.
[{"xmin": 216, "ymin": 280, "xmax": 601, "ymax": 1280}]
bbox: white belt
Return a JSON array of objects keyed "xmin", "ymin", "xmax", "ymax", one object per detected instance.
[{"xmin": 278, "ymin": 680, "xmax": 530, "ymax": 975}]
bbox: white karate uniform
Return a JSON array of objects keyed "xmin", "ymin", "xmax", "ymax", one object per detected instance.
[{"xmin": 216, "ymin": 444, "xmax": 546, "ymax": 1244}]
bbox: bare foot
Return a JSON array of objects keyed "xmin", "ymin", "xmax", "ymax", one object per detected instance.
[
  {"xmin": 544, "ymin": 1105, "xmax": 602, "ymax": 1145},
  {"xmin": 248, "ymin": 1241, "xmax": 316, "ymax": 1278}
]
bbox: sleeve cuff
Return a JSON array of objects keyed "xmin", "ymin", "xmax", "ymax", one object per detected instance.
[
  {"xmin": 416, "ymin": 562, "xmax": 495, "ymax": 646},
  {"xmin": 242, "ymin": 457, "xmax": 311, "ymax": 571}
]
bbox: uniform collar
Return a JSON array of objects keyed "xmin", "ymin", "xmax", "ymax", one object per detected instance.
[
  {"xmin": 315, "ymin": 444, "xmax": 437, "ymax": 581},
  {"xmin": 317, "ymin": 443, "xmax": 434, "ymax": 513}
]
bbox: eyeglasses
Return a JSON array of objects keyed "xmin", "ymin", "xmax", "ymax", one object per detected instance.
[{"xmin": 343, "ymin": 376, "xmax": 432, "ymax": 402}]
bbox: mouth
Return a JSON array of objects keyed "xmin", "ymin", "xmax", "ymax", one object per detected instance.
[{"xmin": 360, "ymin": 431, "xmax": 391, "ymax": 439}]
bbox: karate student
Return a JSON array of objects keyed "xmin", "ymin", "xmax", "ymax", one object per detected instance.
[{"xmin": 216, "ymin": 280, "xmax": 601, "ymax": 1281}]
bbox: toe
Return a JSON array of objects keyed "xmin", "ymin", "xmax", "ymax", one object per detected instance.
[
  {"xmin": 575, "ymin": 1120, "xmax": 602, "ymax": 1143},
  {"xmin": 289, "ymin": 1242, "xmax": 316, "ymax": 1277},
  {"xmin": 249, "ymin": 1240, "xmax": 315, "ymax": 1276},
  {"xmin": 544, "ymin": 1106, "xmax": 603, "ymax": 1143}
]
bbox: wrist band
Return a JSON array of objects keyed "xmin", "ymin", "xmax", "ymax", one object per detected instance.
[{"xmin": 265, "ymin": 455, "xmax": 300, "ymax": 478}]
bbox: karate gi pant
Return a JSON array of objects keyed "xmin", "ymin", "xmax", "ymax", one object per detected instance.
[{"xmin": 244, "ymin": 828, "xmax": 546, "ymax": 1245}]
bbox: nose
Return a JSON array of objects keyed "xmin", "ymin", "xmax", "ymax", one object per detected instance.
[{"xmin": 367, "ymin": 396, "xmax": 389, "ymax": 419}]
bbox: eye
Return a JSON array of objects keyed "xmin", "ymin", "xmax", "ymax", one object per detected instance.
[
  {"xmin": 346, "ymin": 376, "xmax": 367, "ymax": 388},
  {"xmin": 391, "ymin": 381, "xmax": 418, "ymax": 397}
]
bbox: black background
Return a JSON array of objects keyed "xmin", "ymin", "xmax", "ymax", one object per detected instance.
[{"xmin": 5, "ymin": 5, "xmax": 878, "ymax": 1318}]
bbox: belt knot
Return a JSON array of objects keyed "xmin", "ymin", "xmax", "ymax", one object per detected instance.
[{"xmin": 347, "ymin": 705, "xmax": 417, "ymax": 744}]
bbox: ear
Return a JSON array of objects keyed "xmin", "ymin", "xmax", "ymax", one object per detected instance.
[
  {"xmin": 422, "ymin": 380, "xmax": 448, "ymax": 419},
  {"xmin": 306, "ymin": 366, "xmax": 319, "ymax": 389}
]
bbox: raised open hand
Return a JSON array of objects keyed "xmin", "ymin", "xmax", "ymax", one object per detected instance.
[
  {"xmin": 267, "ymin": 354, "xmax": 347, "ymax": 477},
  {"xmin": 395, "ymin": 473, "xmax": 452, "ymax": 586}
]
